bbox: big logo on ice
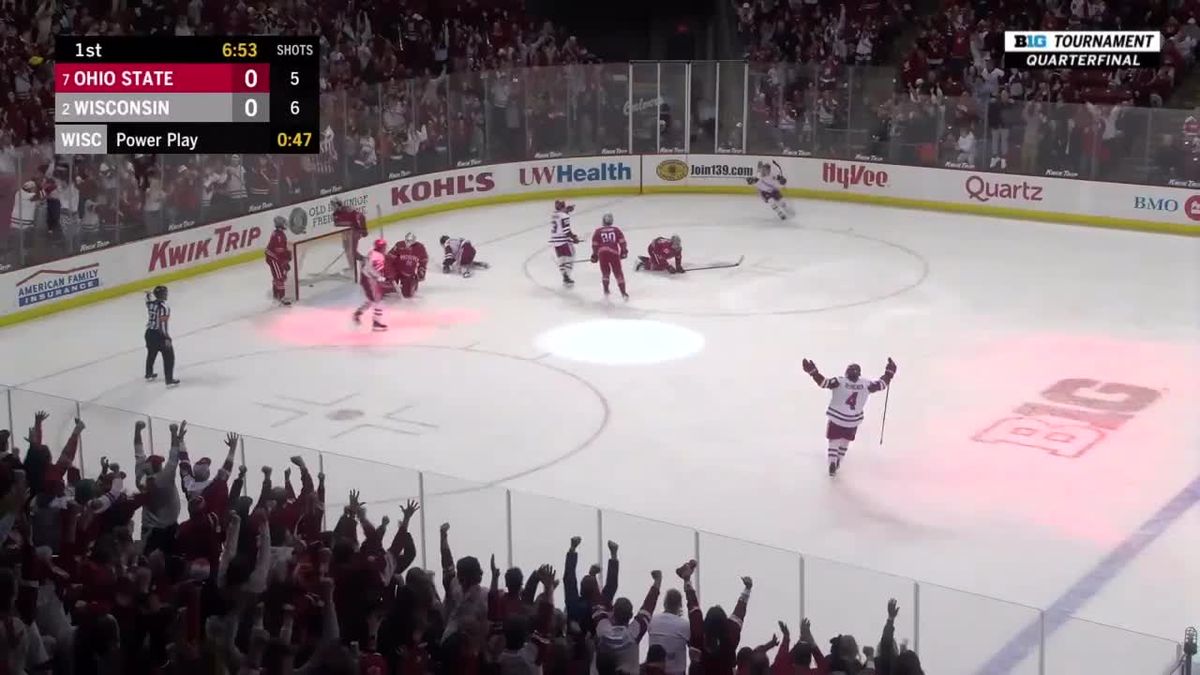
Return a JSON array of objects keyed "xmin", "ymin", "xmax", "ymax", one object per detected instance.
[
  {"xmin": 15, "ymin": 263, "xmax": 101, "ymax": 307},
  {"xmin": 391, "ymin": 172, "xmax": 495, "ymax": 206},
  {"xmin": 973, "ymin": 378, "xmax": 1160, "ymax": 458}
]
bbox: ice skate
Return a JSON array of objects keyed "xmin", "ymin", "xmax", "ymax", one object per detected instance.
[
  {"xmin": 166, "ymin": 378, "xmax": 181, "ymax": 387},
  {"xmin": 352, "ymin": 309, "xmax": 363, "ymax": 324},
  {"xmin": 462, "ymin": 267, "xmax": 472, "ymax": 278},
  {"xmin": 828, "ymin": 461, "xmax": 838, "ymax": 476},
  {"xmin": 562, "ymin": 274, "xmax": 574, "ymax": 287},
  {"xmin": 372, "ymin": 320, "xmax": 388, "ymax": 332},
  {"xmin": 145, "ymin": 373, "xmax": 158, "ymax": 381},
  {"xmin": 635, "ymin": 259, "xmax": 645, "ymax": 271},
  {"xmin": 621, "ymin": 290, "xmax": 629, "ymax": 301},
  {"xmin": 279, "ymin": 297, "xmax": 292, "ymax": 306}
]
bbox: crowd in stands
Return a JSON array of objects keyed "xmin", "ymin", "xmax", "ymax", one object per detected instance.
[
  {"xmin": 1, "ymin": 0, "xmax": 620, "ymax": 268},
  {"xmin": 737, "ymin": 0, "xmax": 1200, "ymax": 181},
  {"xmin": 0, "ymin": 411, "xmax": 925, "ymax": 674}
]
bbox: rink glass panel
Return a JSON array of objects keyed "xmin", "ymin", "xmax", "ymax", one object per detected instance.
[{"xmin": 9, "ymin": 62, "xmax": 1194, "ymax": 270}]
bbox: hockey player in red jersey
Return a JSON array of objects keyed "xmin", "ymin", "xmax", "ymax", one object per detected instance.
[
  {"xmin": 802, "ymin": 358, "xmax": 897, "ymax": 476},
  {"xmin": 386, "ymin": 232, "xmax": 430, "ymax": 298},
  {"xmin": 331, "ymin": 197, "xmax": 368, "ymax": 274},
  {"xmin": 590, "ymin": 213, "xmax": 629, "ymax": 299},
  {"xmin": 265, "ymin": 216, "xmax": 293, "ymax": 305},
  {"xmin": 353, "ymin": 237, "xmax": 389, "ymax": 331},
  {"xmin": 635, "ymin": 235, "xmax": 684, "ymax": 274}
]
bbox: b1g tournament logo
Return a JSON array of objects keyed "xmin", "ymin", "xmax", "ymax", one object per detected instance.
[
  {"xmin": 287, "ymin": 207, "xmax": 308, "ymax": 235},
  {"xmin": 973, "ymin": 378, "xmax": 1161, "ymax": 458},
  {"xmin": 1004, "ymin": 31, "xmax": 1162, "ymax": 69},
  {"xmin": 15, "ymin": 263, "xmax": 101, "ymax": 308}
]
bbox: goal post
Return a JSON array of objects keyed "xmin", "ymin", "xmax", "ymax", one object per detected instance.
[{"xmin": 287, "ymin": 228, "xmax": 360, "ymax": 303}]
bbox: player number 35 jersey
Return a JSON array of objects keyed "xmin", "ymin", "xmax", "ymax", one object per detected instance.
[{"xmin": 821, "ymin": 376, "xmax": 886, "ymax": 428}]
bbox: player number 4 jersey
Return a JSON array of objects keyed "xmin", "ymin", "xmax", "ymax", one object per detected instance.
[{"xmin": 821, "ymin": 376, "xmax": 886, "ymax": 428}]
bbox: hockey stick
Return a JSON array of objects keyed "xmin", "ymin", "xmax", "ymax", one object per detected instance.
[
  {"xmin": 684, "ymin": 255, "xmax": 744, "ymax": 272},
  {"xmin": 772, "ymin": 160, "xmax": 784, "ymax": 175},
  {"xmin": 879, "ymin": 384, "xmax": 891, "ymax": 445}
]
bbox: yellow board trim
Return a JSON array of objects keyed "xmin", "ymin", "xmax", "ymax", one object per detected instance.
[
  {"xmin": 0, "ymin": 186, "xmax": 639, "ymax": 328},
  {"xmin": 643, "ymin": 185, "xmax": 1200, "ymax": 236},
  {"xmin": 4, "ymin": 179, "xmax": 1197, "ymax": 327}
]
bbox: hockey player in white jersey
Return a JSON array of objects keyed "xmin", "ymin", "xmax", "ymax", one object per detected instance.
[
  {"xmin": 802, "ymin": 358, "xmax": 897, "ymax": 476},
  {"xmin": 353, "ymin": 237, "xmax": 389, "ymax": 331},
  {"xmin": 746, "ymin": 161, "xmax": 794, "ymax": 220},
  {"xmin": 439, "ymin": 235, "xmax": 488, "ymax": 277},
  {"xmin": 549, "ymin": 200, "xmax": 582, "ymax": 287}
]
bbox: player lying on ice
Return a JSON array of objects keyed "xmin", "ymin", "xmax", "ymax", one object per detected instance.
[
  {"xmin": 635, "ymin": 235, "xmax": 685, "ymax": 274},
  {"xmin": 746, "ymin": 161, "xmax": 794, "ymax": 220},
  {"xmin": 439, "ymin": 235, "xmax": 489, "ymax": 277},
  {"xmin": 801, "ymin": 357, "xmax": 897, "ymax": 476},
  {"xmin": 384, "ymin": 232, "xmax": 429, "ymax": 298}
]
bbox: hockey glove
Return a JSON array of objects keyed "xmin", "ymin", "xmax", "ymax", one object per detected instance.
[
  {"xmin": 778, "ymin": 176, "xmax": 787, "ymax": 185},
  {"xmin": 590, "ymin": 255, "xmax": 598, "ymax": 264},
  {"xmin": 745, "ymin": 177, "xmax": 756, "ymax": 185},
  {"xmin": 668, "ymin": 266, "xmax": 677, "ymax": 274},
  {"xmin": 885, "ymin": 357, "xmax": 897, "ymax": 375},
  {"xmin": 802, "ymin": 359, "xmax": 817, "ymax": 374},
  {"xmin": 442, "ymin": 264, "xmax": 452, "ymax": 274},
  {"xmin": 418, "ymin": 269, "xmax": 426, "ymax": 281}
]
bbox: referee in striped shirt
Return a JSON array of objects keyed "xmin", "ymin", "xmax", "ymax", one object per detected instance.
[{"xmin": 145, "ymin": 285, "xmax": 179, "ymax": 386}]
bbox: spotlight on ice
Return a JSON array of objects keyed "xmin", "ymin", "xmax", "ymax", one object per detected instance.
[{"xmin": 536, "ymin": 319, "xmax": 705, "ymax": 365}]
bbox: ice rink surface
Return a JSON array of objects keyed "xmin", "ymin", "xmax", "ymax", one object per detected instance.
[{"xmin": 2, "ymin": 195, "xmax": 1197, "ymax": 672}]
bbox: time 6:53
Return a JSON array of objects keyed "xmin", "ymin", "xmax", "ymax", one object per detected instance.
[{"xmin": 221, "ymin": 42, "xmax": 258, "ymax": 58}]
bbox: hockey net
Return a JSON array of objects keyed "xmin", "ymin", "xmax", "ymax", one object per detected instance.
[{"xmin": 287, "ymin": 228, "xmax": 359, "ymax": 302}]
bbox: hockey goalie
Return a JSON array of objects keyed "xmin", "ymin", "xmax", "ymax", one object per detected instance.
[
  {"xmin": 802, "ymin": 358, "xmax": 897, "ymax": 476},
  {"xmin": 746, "ymin": 161, "xmax": 794, "ymax": 220},
  {"xmin": 385, "ymin": 233, "xmax": 429, "ymax": 298}
]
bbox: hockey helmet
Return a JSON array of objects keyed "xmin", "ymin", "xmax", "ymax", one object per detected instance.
[
  {"xmin": 330, "ymin": 197, "xmax": 343, "ymax": 210},
  {"xmin": 152, "ymin": 285, "xmax": 168, "ymax": 300},
  {"xmin": 439, "ymin": 235, "xmax": 449, "ymax": 245},
  {"xmin": 273, "ymin": 215, "xmax": 287, "ymax": 229},
  {"xmin": 602, "ymin": 213, "xmax": 614, "ymax": 226},
  {"xmin": 845, "ymin": 363, "xmax": 862, "ymax": 381},
  {"xmin": 670, "ymin": 234, "xmax": 681, "ymax": 248},
  {"xmin": 404, "ymin": 232, "xmax": 417, "ymax": 244},
  {"xmin": 374, "ymin": 237, "xmax": 387, "ymax": 252},
  {"xmin": 757, "ymin": 161, "xmax": 771, "ymax": 175},
  {"xmin": 554, "ymin": 199, "xmax": 567, "ymax": 212}
]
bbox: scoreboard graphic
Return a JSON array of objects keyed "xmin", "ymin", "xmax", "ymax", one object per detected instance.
[{"xmin": 54, "ymin": 36, "xmax": 320, "ymax": 154}]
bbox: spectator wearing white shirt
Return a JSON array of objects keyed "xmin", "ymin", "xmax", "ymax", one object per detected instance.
[
  {"xmin": 648, "ymin": 588, "xmax": 689, "ymax": 675},
  {"xmin": 956, "ymin": 126, "xmax": 977, "ymax": 166}
]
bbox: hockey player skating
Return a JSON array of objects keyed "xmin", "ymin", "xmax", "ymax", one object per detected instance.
[
  {"xmin": 802, "ymin": 358, "xmax": 897, "ymax": 476},
  {"xmin": 635, "ymin": 235, "xmax": 685, "ymax": 274},
  {"xmin": 385, "ymin": 232, "xmax": 429, "ymax": 298},
  {"xmin": 590, "ymin": 213, "xmax": 629, "ymax": 300},
  {"xmin": 331, "ymin": 197, "xmax": 368, "ymax": 274},
  {"xmin": 549, "ymin": 199, "xmax": 581, "ymax": 287},
  {"xmin": 439, "ymin": 235, "xmax": 488, "ymax": 277},
  {"xmin": 746, "ymin": 161, "xmax": 794, "ymax": 220},
  {"xmin": 353, "ymin": 237, "xmax": 389, "ymax": 331},
  {"xmin": 265, "ymin": 216, "xmax": 292, "ymax": 305}
]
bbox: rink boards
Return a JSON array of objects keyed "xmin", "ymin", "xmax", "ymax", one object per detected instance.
[{"xmin": 2, "ymin": 153, "xmax": 1197, "ymax": 324}]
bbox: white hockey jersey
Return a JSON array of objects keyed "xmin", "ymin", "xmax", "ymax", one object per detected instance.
[
  {"xmin": 820, "ymin": 376, "xmax": 886, "ymax": 428},
  {"xmin": 442, "ymin": 237, "xmax": 468, "ymax": 266},
  {"xmin": 752, "ymin": 173, "xmax": 784, "ymax": 196},
  {"xmin": 364, "ymin": 249, "xmax": 387, "ymax": 281},
  {"xmin": 549, "ymin": 210, "xmax": 576, "ymax": 245}
]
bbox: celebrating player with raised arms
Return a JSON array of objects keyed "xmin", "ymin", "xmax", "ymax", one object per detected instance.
[
  {"xmin": 550, "ymin": 200, "xmax": 582, "ymax": 287},
  {"xmin": 265, "ymin": 216, "xmax": 292, "ymax": 305},
  {"xmin": 590, "ymin": 213, "xmax": 629, "ymax": 300},
  {"xmin": 636, "ymin": 235, "xmax": 684, "ymax": 274},
  {"xmin": 746, "ymin": 161, "xmax": 793, "ymax": 220},
  {"xmin": 802, "ymin": 358, "xmax": 896, "ymax": 476},
  {"xmin": 386, "ymin": 232, "xmax": 429, "ymax": 298},
  {"xmin": 353, "ymin": 237, "xmax": 389, "ymax": 331}
]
